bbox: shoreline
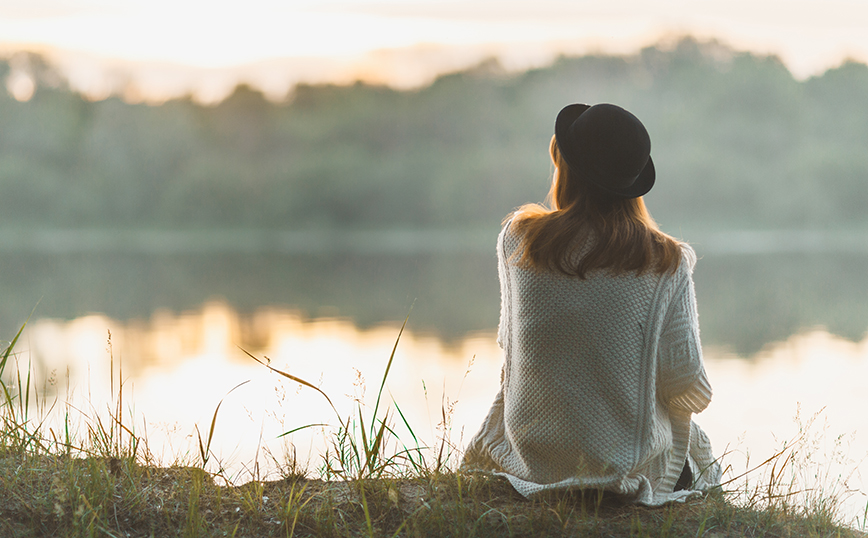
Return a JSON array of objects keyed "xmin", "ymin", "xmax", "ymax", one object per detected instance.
[
  {"xmin": 1, "ymin": 453, "xmax": 864, "ymax": 537},
  {"xmin": 4, "ymin": 227, "xmax": 868, "ymax": 255}
]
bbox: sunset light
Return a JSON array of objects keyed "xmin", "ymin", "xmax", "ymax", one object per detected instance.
[
  {"xmin": 1, "ymin": 0, "xmax": 867, "ymax": 100},
  {"xmin": 4, "ymin": 1, "xmax": 868, "ymax": 533}
]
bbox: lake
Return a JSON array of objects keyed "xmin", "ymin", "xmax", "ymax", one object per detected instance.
[{"xmin": 2, "ymin": 229, "xmax": 868, "ymax": 525}]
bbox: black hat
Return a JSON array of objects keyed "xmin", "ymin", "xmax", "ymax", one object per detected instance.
[{"xmin": 554, "ymin": 103, "xmax": 655, "ymax": 199}]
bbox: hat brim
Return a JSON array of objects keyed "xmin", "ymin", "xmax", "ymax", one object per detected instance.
[{"xmin": 555, "ymin": 104, "xmax": 655, "ymax": 199}]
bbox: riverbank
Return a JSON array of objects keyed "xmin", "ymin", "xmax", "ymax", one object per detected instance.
[{"xmin": 0, "ymin": 453, "xmax": 864, "ymax": 537}]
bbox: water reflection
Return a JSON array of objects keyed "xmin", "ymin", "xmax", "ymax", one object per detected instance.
[
  {"xmin": 15, "ymin": 303, "xmax": 868, "ymax": 524},
  {"xmin": 693, "ymin": 251, "xmax": 868, "ymax": 354},
  {"xmin": 3, "ymin": 248, "xmax": 868, "ymax": 355},
  {"xmin": 20, "ymin": 304, "xmax": 504, "ymax": 479},
  {"xmin": 702, "ymin": 332, "xmax": 868, "ymax": 519}
]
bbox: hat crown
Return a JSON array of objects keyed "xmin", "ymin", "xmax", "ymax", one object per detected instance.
[
  {"xmin": 570, "ymin": 104, "xmax": 650, "ymax": 187},
  {"xmin": 555, "ymin": 103, "xmax": 655, "ymax": 198}
]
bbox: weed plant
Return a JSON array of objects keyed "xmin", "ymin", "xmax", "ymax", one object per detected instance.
[{"xmin": 0, "ymin": 321, "xmax": 865, "ymax": 537}]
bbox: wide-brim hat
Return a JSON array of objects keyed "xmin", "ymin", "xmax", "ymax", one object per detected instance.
[{"xmin": 554, "ymin": 103, "xmax": 655, "ymax": 199}]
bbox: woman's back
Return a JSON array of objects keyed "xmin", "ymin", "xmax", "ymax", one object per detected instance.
[{"xmin": 468, "ymin": 223, "xmax": 709, "ymax": 500}]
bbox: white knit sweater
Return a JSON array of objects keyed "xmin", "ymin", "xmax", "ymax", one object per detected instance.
[{"xmin": 462, "ymin": 222, "xmax": 721, "ymax": 504}]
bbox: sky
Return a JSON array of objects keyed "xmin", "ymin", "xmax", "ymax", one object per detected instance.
[{"xmin": 1, "ymin": 0, "xmax": 868, "ymax": 102}]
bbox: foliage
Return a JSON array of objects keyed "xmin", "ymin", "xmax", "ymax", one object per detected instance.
[{"xmin": 1, "ymin": 38, "xmax": 868, "ymax": 232}]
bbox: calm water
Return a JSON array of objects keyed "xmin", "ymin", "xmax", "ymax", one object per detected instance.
[{"xmin": 3, "ymin": 235, "xmax": 868, "ymax": 525}]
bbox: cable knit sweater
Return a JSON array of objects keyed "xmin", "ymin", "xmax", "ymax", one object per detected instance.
[{"xmin": 462, "ymin": 221, "xmax": 721, "ymax": 504}]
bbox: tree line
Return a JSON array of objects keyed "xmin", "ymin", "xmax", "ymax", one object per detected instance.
[{"xmin": 1, "ymin": 37, "xmax": 867, "ymax": 233}]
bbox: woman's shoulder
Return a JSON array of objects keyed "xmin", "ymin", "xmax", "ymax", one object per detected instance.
[
  {"xmin": 498, "ymin": 216, "xmax": 522, "ymax": 255},
  {"xmin": 677, "ymin": 242, "xmax": 697, "ymax": 274}
]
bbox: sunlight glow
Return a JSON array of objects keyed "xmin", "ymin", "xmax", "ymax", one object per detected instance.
[{"xmin": 1, "ymin": 1, "xmax": 867, "ymax": 102}]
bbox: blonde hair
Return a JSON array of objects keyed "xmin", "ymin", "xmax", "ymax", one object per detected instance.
[{"xmin": 509, "ymin": 135, "xmax": 682, "ymax": 278}]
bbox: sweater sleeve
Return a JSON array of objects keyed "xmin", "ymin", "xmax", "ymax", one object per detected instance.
[
  {"xmin": 669, "ymin": 368, "xmax": 712, "ymax": 413},
  {"xmin": 657, "ymin": 246, "xmax": 712, "ymax": 413}
]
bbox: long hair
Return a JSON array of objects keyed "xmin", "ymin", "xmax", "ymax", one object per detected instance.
[{"xmin": 509, "ymin": 135, "xmax": 682, "ymax": 278}]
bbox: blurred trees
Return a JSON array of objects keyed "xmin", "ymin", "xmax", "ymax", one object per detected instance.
[{"xmin": 0, "ymin": 37, "xmax": 867, "ymax": 232}]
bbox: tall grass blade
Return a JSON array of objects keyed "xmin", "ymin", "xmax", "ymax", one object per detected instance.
[
  {"xmin": 368, "ymin": 409, "xmax": 391, "ymax": 476},
  {"xmin": 390, "ymin": 398, "xmax": 427, "ymax": 469},
  {"xmin": 718, "ymin": 439, "xmax": 801, "ymax": 489},
  {"xmin": 1, "ymin": 303, "xmax": 38, "ymax": 383},
  {"xmin": 358, "ymin": 403, "xmax": 368, "ymax": 447},
  {"xmin": 276, "ymin": 423, "xmax": 330, "ymax": 439},
  {"xmin": 371, "ymin": 303, "xmax": 413, "ymax": 438},
  {"xmin": 391, "ymin": 398, "xmax": 419, "ymax": 447},
  {"xmin": 24, "ymin": 357, "xmax": 32, "ymax": 421},
  {"xmin": 196, "ymin": 380, "xmax": 250, "ymax": 466},
  {"xmin": 109, "ymin": 330, "xmax": 114, "ymax": 408},
  {"xmin": 0, "ymin": 321, "xmax": 27, "ymax": 394},
  {"xmin": 359, "ymin": 481, "xmax": 374, "ymax": 538},
  {"xmin": 241, "ymin": 348, "xmax": 342, "ymax": 423}
]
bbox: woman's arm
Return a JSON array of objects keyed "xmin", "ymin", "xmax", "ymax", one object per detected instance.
[{"xmin": 657, "ymin": 247, "xmax": 712, "ymax": 413}]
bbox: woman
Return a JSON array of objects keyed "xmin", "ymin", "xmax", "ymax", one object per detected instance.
[{"xmin": 462, "ymin": 103, "xmax": 720, "ymax": 505}]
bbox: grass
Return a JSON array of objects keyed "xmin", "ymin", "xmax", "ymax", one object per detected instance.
[{"xmin": 0, "ymin": 320, "xmax": 866, "ymax": 537}]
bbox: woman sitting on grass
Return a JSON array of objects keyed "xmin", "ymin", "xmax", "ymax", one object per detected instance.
[{"xmin": 462, "ymin": 103, "xmax": 721, "ymax": 504}]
